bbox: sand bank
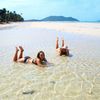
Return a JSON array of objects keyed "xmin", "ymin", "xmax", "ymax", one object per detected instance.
[{"xmin": 30, "ymin": 22, "xmax": 100, "ymax": 37}]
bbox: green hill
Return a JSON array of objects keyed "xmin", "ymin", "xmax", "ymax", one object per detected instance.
[
  {"xmin": 41, "ymin": 16, "xmax": 79, "ymax": 21},
  {"xmin": 29, "ymin": 16, "xmax": 79, "ymax": 22}
]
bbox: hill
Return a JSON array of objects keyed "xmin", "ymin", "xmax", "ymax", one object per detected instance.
[
  {"xmin": 41, "ymin": 16, "xmax": 79, "ymax": 21},
  {"xmin": 28, "ymin": 16, "xmax": 79, "ymax": 22}
]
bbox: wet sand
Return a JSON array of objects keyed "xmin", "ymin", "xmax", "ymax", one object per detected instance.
[{"xmin": 0, "ymin": 22, "xmax": 100, "ymax": 100}]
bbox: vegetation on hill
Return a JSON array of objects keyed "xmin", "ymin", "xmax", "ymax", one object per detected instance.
[
  {"xmin": 41, "ymin": 16, "xmax": 79, "ymax": 21},
  {"xmin": 0, "ymin": 8, "xmax": 24, "ymax": 23},
  {"xmin": 29, "ymin": 16, "xmax": 79, "ymax": 22}
]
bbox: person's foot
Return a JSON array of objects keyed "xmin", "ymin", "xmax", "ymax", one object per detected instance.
[
  {"xmin": 56, "ymin": 37, "xmax": 59, "ymax": 41},
  {"xmin": 16, "ymin": 47, "xmax": 19, "ymax": 52},
  {"xmin": 62, "ymin": 37, "xmax": 64, "ymax": 41},
  {"xmin": 19, "ymin": 46, "xmax": 24, "ymax": 52}
]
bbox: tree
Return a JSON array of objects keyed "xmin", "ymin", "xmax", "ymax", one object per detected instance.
[
  {"xmin": 0, "ymin": 8, "xmax": 24, "ymax": 23},
  {"xmin": 0, "ymin": 8, "xmax": 6, "ymax": 22}
]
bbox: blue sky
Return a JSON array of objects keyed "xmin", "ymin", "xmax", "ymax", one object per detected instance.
[{"xmin": 0, "ymin": 0, "xmax": 100, "ymax": 21}]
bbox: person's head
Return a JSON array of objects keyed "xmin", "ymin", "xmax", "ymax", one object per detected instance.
[
  {"xmin": 37, "ymin": 51, "xmax": 45, "ymax": 60},
  {"xmin": 60, "ymin": 48, "xmax": 68, "ymax": 56}
]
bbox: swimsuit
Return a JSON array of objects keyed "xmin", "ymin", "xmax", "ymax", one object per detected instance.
[
  {"xmin": 24, "ymin": 56, "xmax": 37, "ymax": 64},
  {"xmin": 24, "ymin": 56, "xmax": 30, "ymax": 63},
  {"xmin": 32, "ymin": 59, "xmax": 37, "ymax": 65},
  {"xmin": 32, "ymin": 59, "xmax": 47, "ymax": 65},
  {"xmin": 24, "ymin": 57, "xmax": 47, "ymax": 65}
]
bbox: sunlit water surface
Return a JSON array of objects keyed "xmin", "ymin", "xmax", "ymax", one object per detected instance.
[{"xmin": 0, "ymin": 22, "xmax": 100, "ymax": 100}]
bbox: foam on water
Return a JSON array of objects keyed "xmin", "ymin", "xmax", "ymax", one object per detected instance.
[{"xmin": 0, "ymin": 22, "xmax": 100, "ymax": 100}]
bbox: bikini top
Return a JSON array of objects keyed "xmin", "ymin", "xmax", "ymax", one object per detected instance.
[{"xmin": 32, "ymin": 58, "xmax": 47, "ymax": 65}]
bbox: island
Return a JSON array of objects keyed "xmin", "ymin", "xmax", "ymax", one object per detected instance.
[{"xmin": 27, "ymin": 16, "xmax": 79, "ymax": 22}]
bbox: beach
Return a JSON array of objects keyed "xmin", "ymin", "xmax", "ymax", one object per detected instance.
[{"xmin": 0, "ymin": 22, "xmax": 100, "ymax": 100}]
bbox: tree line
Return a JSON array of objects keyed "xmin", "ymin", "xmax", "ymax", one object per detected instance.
[{"xmin": 0, "ymin": 8, "xmax": 24, "ymax": 23}]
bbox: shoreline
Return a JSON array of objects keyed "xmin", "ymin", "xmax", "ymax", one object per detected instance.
[
  {"xmin": 30, "ymin": 22, "xmax": 100, "ymax": 37},
  {"xmin": 1, "ymin": 21, "xmax": 99, "ymax": 37}
]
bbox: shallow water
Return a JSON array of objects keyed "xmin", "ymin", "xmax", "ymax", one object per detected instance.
[{"xmin": 0, "ymin": 22, "xmax": 100, "ymax": 100}]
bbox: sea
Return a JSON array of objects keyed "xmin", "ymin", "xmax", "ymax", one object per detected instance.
[{"xmin": 0, "ymin": 22, "xmax": 100, "ymax": 100}]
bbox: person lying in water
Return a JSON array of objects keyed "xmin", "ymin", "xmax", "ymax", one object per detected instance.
[
  {"xmin": 13, "ymin": 46, "xmax": 47, "ymax": 67},
  {"xmin": 56, "ymin": 37, "xmax": 69, "ymax": 56}
]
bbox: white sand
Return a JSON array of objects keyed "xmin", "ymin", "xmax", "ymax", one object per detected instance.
[{"xmin": 30, "ymin": 22, "xmax": 100, "ymax": 37}]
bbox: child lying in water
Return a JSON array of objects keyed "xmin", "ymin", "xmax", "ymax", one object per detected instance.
[
  {"xmin": 56, "ymin": 37, "xmax": 69, "ymax": 56},
  {"xmin": 13, "ymin": 46, "xmax": 47, "ymax": 67}
]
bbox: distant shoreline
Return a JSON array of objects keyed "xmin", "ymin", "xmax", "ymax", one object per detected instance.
[
  {"xmin": 24, "ymin": 20, "xmax": 100, "ymax": 23},
  {"xmin": 25, "ymin": 16, "xmax": 79, "ymax": 22},
  {"xmin": 0, "ymin": 22, "xmax": 100, "ymax": 37}
]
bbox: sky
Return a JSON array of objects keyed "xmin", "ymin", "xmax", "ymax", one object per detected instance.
[{"xmin": 0, "ymin": 0, "xmax": 100, "ymax": 21}]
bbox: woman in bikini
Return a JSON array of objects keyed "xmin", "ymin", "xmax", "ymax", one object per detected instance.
[
  {"xmin": 56, "ymin": 37, "xmax": 69, "ymax": 56},
  {"xmin": 13, "ymin": 46, "xmax": 47, "ymax": 67}
]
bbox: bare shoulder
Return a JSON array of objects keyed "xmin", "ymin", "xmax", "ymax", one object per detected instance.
[{"xmin": 36, "ymin": 58, "xmax": 41, "ymax": 63}]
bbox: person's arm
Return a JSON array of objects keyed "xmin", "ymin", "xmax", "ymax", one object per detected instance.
[
  {"xmin": 36, "ymin": 59, "xmax": 46, "ymax": 67},
  {"xmin": 44, "ymin": 58, "xmax": 47, "ymax": 62}
]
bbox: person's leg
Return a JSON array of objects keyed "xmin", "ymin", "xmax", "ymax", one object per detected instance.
[
  {"xmin": 56, "ymin": 37, "xmax": 59, "ymax": 49},
  {"xmin": 62, "ymin": 38, "xmax": 64, "ymax": 47},
  {"xmin": 19, "ymin": 46, "xmax": 24, "ymax": 59},
  {"xmin": 13, "ymin": 47, "xmax": 19, "ymax": 62},
  {"xmin": 18, "ymin": 58, "xmax": 25, "ymax": 63}
]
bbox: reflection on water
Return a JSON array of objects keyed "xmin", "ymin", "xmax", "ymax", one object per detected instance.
[{"xmin": 0, "ymin": 22, "xmax": 100, "ymax": 100}]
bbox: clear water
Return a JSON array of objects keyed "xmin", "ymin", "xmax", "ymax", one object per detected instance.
[{"xmin": 0, "ymin": 22, "xmax": 100, "ymax": 100}]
